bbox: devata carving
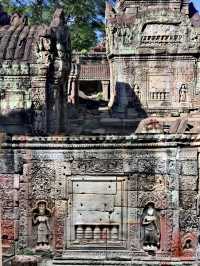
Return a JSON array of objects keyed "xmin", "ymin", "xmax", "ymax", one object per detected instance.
[
  {"xmin": 133, "ymin": 84, "xmax": 141, "ymax": 100},
  {"xmin": 179, "ymin": 84, "xmax": 187, "ymax": 102},
  {"xmin": 32, "ymin": 201, "xmax": 52, "ymax": 250},
  {"xmin": 141, "ymin": 203, "xmax": 160, "ymax": 253},
  {"xmin": 32, "ymin": 110, "xmax": 45, "ymax": 135}
]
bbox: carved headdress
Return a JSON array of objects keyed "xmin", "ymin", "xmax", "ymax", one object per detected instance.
[{"xmin": 32, "ymin": 200, "xmax": 52, "ymax": 217}]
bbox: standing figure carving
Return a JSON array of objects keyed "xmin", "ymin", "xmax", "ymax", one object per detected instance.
[
  {"xmin": 32, "ymin": 109, "xmax": 45, "ymax": 135},
  {"xmin": 134, "ymin": 83, "xmax": 141, "ymax": 100},
  {"xmin": 36, "ymin": 26, "xmax": 52, "ymax": 65},
  {"xmin": 141, "ymin": 203, "xmax": 160, "ymax": 252},
  {"xmin": 32, "ymin": 201, "xmax": 52, "ymax": 250},
  {"xmin": 179, "ymin": 84, "xmax": 187, "ymax": 102}
]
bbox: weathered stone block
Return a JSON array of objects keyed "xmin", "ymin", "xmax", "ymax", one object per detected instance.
[
  {"xmin": 2, "ymin": 220, "xmax": 15, "ymax": 240},
  {"xmin": 128, "ymin": 207, "xmax": 137, "ymax": 225},
  {"xmin": 110, "ymin": 207, "xmax": 124, "ymax": 223},
  {"xmin": 14, "ymin": 174, "xmax": 20, "ymax": 189},
  {"xmin": 180, "ymin": 176, "xmax": 198, "ymax": 191},
  {"xmin": 19, "ymin": 183, "xmax": 29, "ymax": 200},
  {"xmin": 179, "ymin": 190, "xmax": 197, "ymax": 209},
  {"xmin": 123, "ymin": 159, "xmax": 138, "ymax": 173},
  {"xmin": 0, "ymin": 153, "xmax": 15, "ymax": 173},
  {"xmin": 73, "ymin": 194, "xmax": 115, "ymax": 211},
  {"xmin": 137, "ymin": 158, "xmax": 167, "ymax": 175},
  {"xmin": 166, "ymin": 159, "xmax": 181, "ymax": 176},
  {"xmin": 127, "ymin": 175, "xmax": 137, "ymax": 191},
  {"xmin": 73, "ymin": 210, "xmax": 110, "ymax": 224},
  {"xmin": 180, "ymin": 210, "xmax": 198, "ymax": 231},
  {"xmin": 72, "ymin": 176, "xmax": 117, "ymax": 194},
  {"xmin": 181, "ymin": 160, "xmax": 197, "ymax": 176},
  {"xmin": 127, "ymin": 191, "xmax": 137, "ymax": 208}
]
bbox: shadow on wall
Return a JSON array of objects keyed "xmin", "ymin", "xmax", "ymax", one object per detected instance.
[
  {"xmin": 0, "ymin": 108, "xmax": 33, "ymax": 135},
  {"xmin": 113, "ymin": 82, "xmax": 146, "ymax": 118},
  {"xmin": 0, "ymin": 81, "xmax": 147, "ymax": 136},
  {"xmin": 67, "ymin": 81, "xmax": 147, "ymax": 135}
]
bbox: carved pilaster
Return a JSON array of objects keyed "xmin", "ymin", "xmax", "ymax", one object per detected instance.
[{"xmin": 101, "ymin": 80, "xmax": 110, "ymax": 101}]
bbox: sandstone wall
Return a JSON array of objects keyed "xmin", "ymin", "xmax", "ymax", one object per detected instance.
[{"xmin": 0, "ymin": 135, "xmax": 199, "ymax": 263}]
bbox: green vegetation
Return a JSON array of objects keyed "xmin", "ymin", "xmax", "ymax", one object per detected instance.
[{"xmin": 1, "ymin": 0, "xmax": 106, "ymax": 52}]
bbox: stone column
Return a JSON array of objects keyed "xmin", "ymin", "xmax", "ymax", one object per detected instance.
[
  {"xmin": 31, "ymin": 65, "xmax": 48, "ymax": 135},
  {"xmin": 18, "ymin": 163, "xmax": 31, "ymax": 249},
  {"xmin": 55, "ymin": 200, "xmax": 67, "ymax": 251},
  {"xmin": 101, "ymin": 80, "xmax": 110, "ymax": 101},
  {"xmin": 67, "ymin": 63, "xmax": 80, "ymax": 105},
  {"xmin": 170, "ymin": 148, "xmax": 181, "ymax": 256},
  {"xmin": 196, "ymin": 59, "xmax": 200, "ymax": 95}
]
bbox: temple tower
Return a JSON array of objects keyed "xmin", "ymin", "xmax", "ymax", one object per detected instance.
[{"xmin": 106, "ymin": 0, "xmax": 199, "ymax": 116}]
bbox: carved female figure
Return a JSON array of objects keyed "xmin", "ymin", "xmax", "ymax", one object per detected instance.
[
  {"xmin": 179, "ymin": 84, "xmax": 187, "ymax": 102},
  {"xmin": 32, "ymin": 201, "xmax": 51, "ymax": 249},
  {"xmin": 134, "ymin": 84, "xmax": 141, "ymax": 100},
  {"xmin": 141, "ymin": 203, "xmax": 160, "ymax": 251}
]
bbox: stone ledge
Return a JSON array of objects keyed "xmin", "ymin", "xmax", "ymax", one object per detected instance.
[{"xmin": 0, "ymin": 134, "xmax": 199, "ymax": 150}]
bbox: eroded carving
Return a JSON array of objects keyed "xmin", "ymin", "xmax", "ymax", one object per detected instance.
[
  {"xmin": 141, "ymin": 203, "xmax": 160, "ymax": 253},
  {"xmin": 179, "ymin": 84, "xmax": 188, "ymax": 102},
  {"xmin": 32, "ymin": 200, "xmax": 52, "ymax": 250}
]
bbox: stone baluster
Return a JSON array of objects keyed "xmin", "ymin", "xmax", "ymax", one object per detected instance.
[
  {"xmin": 85, "ymin": 226, "xmax": 93, "ymax": 239},
  {"xmin": 111, "ymin": 225, "xmax": 119, "ymax": 240},
  {"xmin": 94, "ymin": 226, "xmax": 101, "ymax": 240},
  {"xmin": 76, "ymin": 225, "xmax": 84, "ymax": 240},
  {"xmin": 101, "ymin": 227, "xmax": 108, "ymax": 240}
]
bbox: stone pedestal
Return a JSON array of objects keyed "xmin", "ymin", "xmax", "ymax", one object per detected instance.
[{"xmin": 101, "ymin": 80, "xmax": 110, "ymax": 101}]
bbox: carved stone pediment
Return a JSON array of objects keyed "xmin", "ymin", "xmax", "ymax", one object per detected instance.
[
  {"xmin": 141, "ymin": 23, "xmax": 182, "ymax": 46},
  {"xmin": 106, "ymin": 8, "xmax": 199, "ymax": 54}
]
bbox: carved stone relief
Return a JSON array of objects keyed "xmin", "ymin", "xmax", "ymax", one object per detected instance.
[
  {"xmin": 32, "ymin": 200, "xmax": 52, "ymax": 250},
  {"xmin": 66, "ymin": 176, "xmax": 127, "ymax": 248},
  {"xmin": 141, "ymin": 203, "xmax": 160, "ymax": 253}
]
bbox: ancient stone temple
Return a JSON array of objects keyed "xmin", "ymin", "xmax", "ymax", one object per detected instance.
[
  {"xmin": 0, "ymin": 9, "xmax": 70, "ymax": 135},
  {"xmin": 2, "ymin": 1, "xmax": 200, "ymax": 266},
  {"xmin": 106, "ymin": 0, "xmax": 199, "ymax": 115}
]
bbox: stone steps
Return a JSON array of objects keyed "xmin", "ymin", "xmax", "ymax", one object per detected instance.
[
  {"xmin": 52, "ymin": 259, "xmax": 132, "ymax": 265},
  {"xmin": 52, "ymin": 250, "xmax": 132, "ymax": 266},
  {"xmin": 52, "ymin": 258, "xmax": 195, "ymax": 266},
  {"xmin": 51, "ymin": 251, "xmax": 196, "ymax": 266}
]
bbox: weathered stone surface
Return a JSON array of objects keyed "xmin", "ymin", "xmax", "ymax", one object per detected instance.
[
  {"xmin": 2, "ymin": 134, "xmax": 199, "ymax": 261},
  {"xmin": 180, "ymin": 176, "xmax": 198, "ymax": 191},
  {"xmin": 180, "ymin": 190, "xmax": 197, "ymax": 210},
  {"xmin": 72, "ymin": 177, "xmax": 117, "ymax": 194},
  {"xmin": 181, "ymin": 160, "xmax": 198, "ymax": 176},
  {"xmin": 0, "ymin": 152, "xmax": 15, "ymax": 173},
  {"xmin": 0, "ymin": 9, "xmax": 71, "ymax": 135},
  {"xmin": 1, "ymin": 0, "xmax": 200, "ymax": 265},
  {"xmin": 180, "ymin": 210, "xmax": 199, "ymax": 232},
  {"xmin": 73, "ymin": 194, "xmax": 115, "ymax": 211}
]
